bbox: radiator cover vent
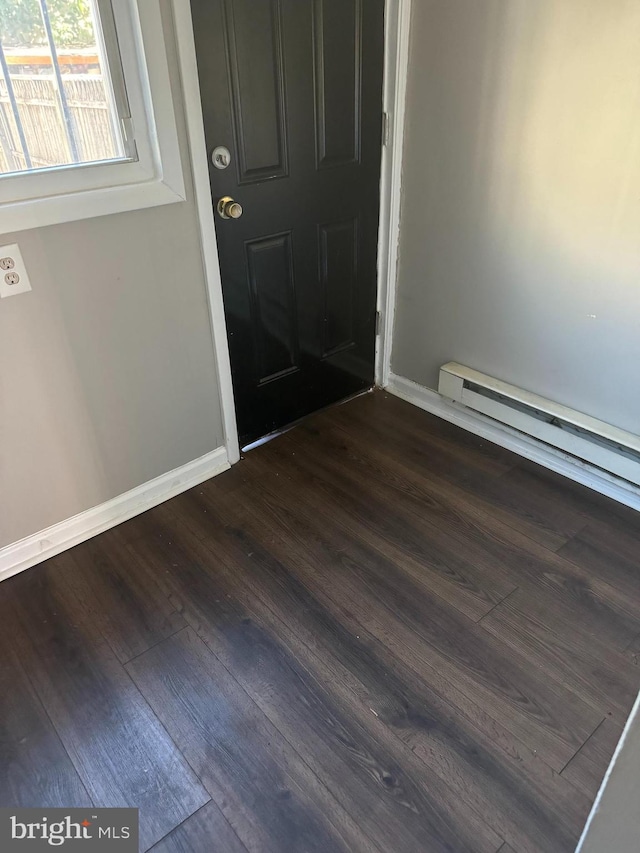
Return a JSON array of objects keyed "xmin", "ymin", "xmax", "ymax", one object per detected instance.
[{"xmin": 438, "ymin": 363, "xmax": 640, "ymax": 487}]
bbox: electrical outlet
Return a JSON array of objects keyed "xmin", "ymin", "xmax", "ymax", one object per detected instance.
[{"xmin": 0, "ymin": 244, "xmax": 32, "ymax": 298}]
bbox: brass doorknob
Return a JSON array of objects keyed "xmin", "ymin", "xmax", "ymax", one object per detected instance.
[{"xmin": 217, "ymin": 196, "xmax": 243, "ymax": 220}]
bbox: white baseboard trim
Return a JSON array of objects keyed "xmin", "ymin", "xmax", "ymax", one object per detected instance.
[
  {"xmin": 0, "ymin": 446, "xmax": 230, "ymax": 583},
  {"xmin": 386, "ymin": 372, "xmax": 640, "ymax": 513}
]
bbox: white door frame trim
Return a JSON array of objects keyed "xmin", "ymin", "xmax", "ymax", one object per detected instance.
[
  {"xmin": 172, "ymin": 0, "xmax": 411, "ymax": 457},
  {"xmin": 376, "ymin": 0, "xmax": 412, "ymax": 387},
  {"xmin": 172, "ymin": 0, "xmax": 240, "ymax": 465}
]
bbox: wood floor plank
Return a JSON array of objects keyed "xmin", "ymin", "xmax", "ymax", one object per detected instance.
[
  {"xmin": 584, "ymin": 718, "xmax": 625, "ymax": 768},
  {"xmin": 52, "ymin": 533, "xmax": 186, "ymax": 664},
  {"xmin": 471, "ymin": 464, "xmax": 588, "ymax": 552},
  {"xmin": 258, "ymin": 428, "xmax": 516, "ymax": 622},
  {"xmin": 285, "ymin": 414, "xmax": 638, "ymax": 639},
  {"xmin": 175, "ymin": 480, "xmax": 593, "ymax": 853},
  {"xmin": 561, "ymin": 716, "xmax": 625, "ymax": 799},
  {"xmin": 0, "ymin": 646, "xmax": 92, "ymax": 809},
  {"xmin": 149, "ymin": 802, "xmax": 248, "ymax": 853},
  {"xmin": 245, "ymin": 437, "xmax": 605, "ymax": 766},
  {"xmin": 319, "ymin": 391, "xmax": 516, "ymax": 481},
  {"xmin": 561, "ymin": 756, "xmax": 603, "ymax": 802},
  {"xmin": 625, "ymin": 633, "xmax": 640, "ymax": 666},
  {"xmin": 561, "ymin": 741, "xmax": 608, "ymax": 801},
  {"xmin": 4, "ymin": 564, "xmax": 209, "ymax": 852},
  {"xmin": 262, "ymin": 424, "xmax": 640, "ymax": 651},
  {"xmin": 128, "ymin": 627, "xmax": 364, "ymax": 853},
  {"xmin": 234, "ymin": 476, "xmax": 600, "ymax": 774},
  {"xmin": 203, "ymin": 464, "xmax": 595, "ymax": 759},
  {"xmin": 127, "ymin": 520, "xmax": 503, "ymax": 853},
  {"xmin": 314, "ymin": 392, "xmax": 584, "ymax": 550},
  {"xmin": 480, "ymin": 588, "xmax": 639, "ymax": 723},
  {"xmin": 284, "ymin": 419, "xmax": 519, "ymax": 617},
  {"xmin": 516, "ymin": 458, "xmax": 640, "ymax": 535},
  {"xmin": 558, "ymin": 521, "xmax": 640, "ymax": 616}
]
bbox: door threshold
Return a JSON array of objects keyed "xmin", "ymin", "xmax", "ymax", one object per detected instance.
[{"xmin": 241, "ymin": 386, "xmax": 374, "ymax": 454}]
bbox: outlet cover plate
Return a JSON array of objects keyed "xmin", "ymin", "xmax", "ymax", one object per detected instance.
[{"xmin": 0, "ymin": 244, "xmax": 32, "ymax": 298}]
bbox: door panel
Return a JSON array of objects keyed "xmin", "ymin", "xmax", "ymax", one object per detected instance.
[
  {"xmin": 224, "ymin": 0, "xmax": 289, "ymax": 183},
  {"xmin": 319, "ymin": 218, "xmax": 358, "ymax": 356},
  {"xmin": 246, "ymin": 232, "xmax": 299, "ymax": 383},
  {"xmin": 192, "ymin": 0, "xmax": 385, "ymax": 444},
  {"xmin": 313, "ymin": 0, "xmax": 362, "ymax": 168}
]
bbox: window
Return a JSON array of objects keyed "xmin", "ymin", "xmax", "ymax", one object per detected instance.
[
  {"xmin": 0, "ymin": 0, "xmax": 185, "ymax": 233},
  {"xmin": 0, "ymin": 0, "xmax": 134, "ymax": 175}
]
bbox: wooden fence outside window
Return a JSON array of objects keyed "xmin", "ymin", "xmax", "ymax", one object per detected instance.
[{"xmin": 0, "ymin": 71, "xmax": 117, "ymax": 174}]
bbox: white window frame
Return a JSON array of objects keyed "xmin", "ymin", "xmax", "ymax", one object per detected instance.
[{"xmin": 0, "ymin": 0, "xmax": 185, "ymax": 235}]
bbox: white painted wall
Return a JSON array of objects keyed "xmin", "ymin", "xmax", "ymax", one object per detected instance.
[
  {"xmin": 0, "ymin": 1, "xmax": 224, "ymax": 549},
  {"xmin": 391, "ymin": 0, "xmax": 640, "ymax": 436}
]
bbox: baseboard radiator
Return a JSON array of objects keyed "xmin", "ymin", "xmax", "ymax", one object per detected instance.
[{"xmin": 438, "ymin": 363, "xmax": 640, "ymax": 487}]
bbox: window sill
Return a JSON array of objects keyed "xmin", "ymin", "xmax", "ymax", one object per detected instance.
[{"xmin": 1, "ymin": 175, "xmax": 186, "ymax": 235}]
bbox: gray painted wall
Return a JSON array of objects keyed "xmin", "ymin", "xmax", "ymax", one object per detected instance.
[
  {"xmin": 392, "ymin": 0, "xmax": 640, "ymax": 436},
  {"xmin": 0, "ymin": 3, "xmax": 224, "ymax": 549}
]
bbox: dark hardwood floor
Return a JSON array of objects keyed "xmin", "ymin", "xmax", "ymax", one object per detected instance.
[{"xmin": 1, "ymin": 390, "xmax": 639, "ymax": 852}]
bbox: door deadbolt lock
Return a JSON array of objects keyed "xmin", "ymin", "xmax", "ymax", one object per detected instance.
[
  {"xmin": 211, "ymin": 146, "xmax": 231, "ymax": 170},
  {"xmin": 217, "ymin": 196, "xmax": 243, "ymax": 220}
]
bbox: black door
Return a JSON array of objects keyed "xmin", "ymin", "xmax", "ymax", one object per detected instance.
[{"xmin": 191, "ymin": 0, "xmax": 385, "ymax": 445}]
